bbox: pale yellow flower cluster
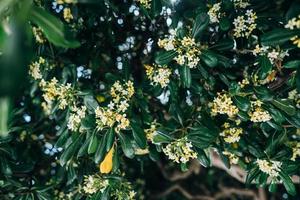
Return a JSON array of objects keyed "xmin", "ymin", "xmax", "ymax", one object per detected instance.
[
  {"xmin": 29, "ymin": 57, "xmax": 45, "ymax": 80},
  {"xmin": 284, "ymin": 16, "xmax": 300, "ymax": 48},
  {"xmin": 136, "ymin": 0, "xmax": 151, "ymax": 9},
  {"xmin": 95, "ymin": 81, "xmax": 134, "ymax": 133},
  {"xmin": 210, "ymin": 93, "xmax": 239, "ymax": 118},
  {"xmin": 238, "ymin": 78, "xmax": 250, "ymax": 88},
  {"xmin": 285, "ymin": 15, "xmax": 300, "ymax": 30},
  {"xmin": 162, "ymin": 137, "xmax": 197, "ymax": 163},
  {"xmin": 67, "ymin": 105, "xmax": 87, "ymax": 132},
  {"xmin": 232, "ymin": 0, "xmax": 250, "ymax": 8},
  {"xmin": 83, "ymin": 175, "xmax": 109, "ymax": 195},
  {"xmin": 208, "ymin": 3, "xmax": 222, "ymax": 23},
  {"xmin": 32, "ymin": 27, "xmax": 46, "ymax": 44},
  {"xmin": 252, "ymin": 45, "xmax": 289, "ymax": 64},
  {"xmin": 144, "ymin": 64, "xmax": 171, "ymax": 88},
  {"xmin": 220, "ymin": 123, "xmax": 243, "ymax": 143},
  {"xmin": 233, "ymin": 9, "xmax": 257, "ymax": 38},
  {"xmin": 158, "ymin": 32, "xmax": 202, "ymax": 68},
  {"xmin": 256, "ymin": 159, "xmax": 282, "ymax": 178},
  {"xmin": 249, "ymin": 100, "xmax": 272, "ymax": 122},
  {"xmin": 223, "ymin": 151, "xmax": 239, "ymax": 164},
  {"xmin": 144, "ymin": 121, "xmax": 157, "ymax": 142},
  {"xmin": 63, "ymin": 8, "xmax": 73, "ymax": 23},
  {"xmin": 39, "ymin": 78, "xmax": 75, "ymax": 114},
  {"xmin": 56, "ymin": 0, "xmax": 75, "ymax": 4},
  {"xmin": 288, "ymin": 89, "xmax": 300, "ymax": 108}
]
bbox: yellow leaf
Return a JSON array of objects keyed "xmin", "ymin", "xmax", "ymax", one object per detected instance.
[
  {"xmin": 99, "ymin": 146, "xmax": 114, "ymax": 174},
  {"xmin": 96, "ymin": 95, "xmax": 105, "ymax": 103}
]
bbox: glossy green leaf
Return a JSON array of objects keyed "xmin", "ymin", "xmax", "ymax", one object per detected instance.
[
  {"xmin": 191, "ymin": 13, "xmax": 209, "ymax": 38},
  {"xmin": 271, "ymin": 99, "xmax": 296, "ymax": 116},
  {"xmin": 261, "ymin": 29, "xmax": 299, "ymax": 46},
  {"xmin": 179, "ymin": 65, "xmax": 191, "ymax": 88},
  {"xmin": 119, "ymin": 133, "xmax": 134, "ymax": 158},
  {"xmin": 131, "ymin": 121, "xmax": 147, "ymax": 149},
  {"xmin": 154, "ymin": 50, "xmax": 177, "ymax": 65},
  {"xmin": 29, "ymin": 6, "xmax": 80, "ymax": 48},
  {"xmin": 279, "ymin": 171, "xmax": 296, "ymax": 196},
  {"xmin": 233, "ymin": 95, "xmax": 251, "ymax": 112}
]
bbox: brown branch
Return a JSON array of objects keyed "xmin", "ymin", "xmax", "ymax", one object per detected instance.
[
  {"xmin": 152, "ymin": 184, "xmax": 214, "ymax": 200},
  {"xmin": 157, "ymin": 160, "xmax": 200, "ymax": 182}
]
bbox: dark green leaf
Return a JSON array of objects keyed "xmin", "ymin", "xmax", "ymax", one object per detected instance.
[
  {"xmin": 29, "ymin": 6, "xmax": 80, "ymax": 48},
  {"xmin": 131, "ymin": 121, "xmax": 147, "ymax": 149},
  {"xmin": 119, "ymin": 133, "xmax": 134, "ymax": 158},
  {"xmin": 271, "ymin": 99, "xmax": 296, "ymax": 116},
  {"xmin": 279, "ymin": 171, "xmax": 296, "ymax": 196},
  {"xmin": 155, "ymin": 50, "xmax": 177, "ymax": 65},
  {"xmin": 179, "ymin": 65, "xmax": 191, "ymax": 88},
  {"xmin": 233, "ymin": 95, "xmax": 251, "ymax": 112},
  {"xmin": 191, "ymin": 13, "xmax": 209, "ymax": 38}
]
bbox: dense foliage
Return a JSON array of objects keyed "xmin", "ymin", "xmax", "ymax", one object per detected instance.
[{"xmin": 0, "ymin": 0, "xmax": 300, "ymax": 199}]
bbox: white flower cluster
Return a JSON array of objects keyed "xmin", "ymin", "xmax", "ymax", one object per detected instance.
[
  {"xmin": 29, "ymin": 57, "xmax": 45, "ymax": 80},
  {"xmin": 67, "ymin": 105, "xmax": 87, "ymax": 132},
  {"xmin": 39, "ymin": 78, "xmax": 75, "ymax": 114},
  {"xmin": 256, "ymin": 159, "xmax": 282, "ymax": 178},
  {"xmin": 285, "ymin": 15, "xmax": 300, "ymax": 30},
  {"xmin": 144, "ymin": 121, "xmax": 157, "ymax": 143},
  {"xmin": 32, "ymin": 27, "xmax": 46, "ymax": 44},
  {"xmin": 162, "ymin": 137, "xmax": 197, "ymax": 163},
  {"xmin": 144, "ymin": 64, "xmax": 171, "ymax": 88},
  {"xmin": 249, "ymin": 100, "xmax": 272, "ymax": 122},
  {"xmin": 285, "ymin": 15, "xmax": 300, "ymax": 48},
  {"xmin": 232, "ymin": 0, "xmax": 250, "ymax": 9},
  {"xmin": 83, "ymin": 175, "xmax": 109, "ymax": 195},
  {"xmin": 210, "ymin": 93, "xmax": 239, "ymax": 118},
  {"xmin": 233, "ymin": 9, "xmax": 257, "ymax": 38},
  {"xmin": 220, "ymin": 122, "xmax": 243, "ymax": 143},
  {"xmin": 158, "ymin": 30, "xmax": 202, "ymax": 68},
  {"xmin": 223, "ymin": 151, "xmax": 239, "ymax": 164},
  {"xmin": 95, "ymin": 81, "xmax": 134, "ymax": 133},
  {"xmin": 208, "ymin": 3, "xmax": 222, "ymax": 23},
  {"xmin": 253, "ymin": 45, "xmax": 289, "ymax": 64},
  {"xmin": 288, "ymin": 89, "xmax": 300, "ymax": 109}
]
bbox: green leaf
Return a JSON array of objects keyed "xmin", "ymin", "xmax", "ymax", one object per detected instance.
[
  {"xmin": 29, "ymin": 5, "xmax": 80, "ymax": 48},
  {"xmin": 88, "ymin": 131, "xmax": 98, "ymax": 154},
  {"xmin": 0, "ymin": 97, "xmax": 10, "ymax": 138},
  {"xmin": 195, "ymin": 148, "xmax": 211, "ymax": 167},
  {"xmin": 254, "ymin": 86, "xmax": 273, "ymax": 101},
  {"xmin": 261, "ymin": 29, "xmax": 299, "ymax": 46},
  {"xmin": 279, "ymin": 171, "xmax": 296, "ymax": 196},
  {"xmin": 179, "ymin": 65, "xmax": 191, "ymax": 88},
  {"xmin": 105, "ymin": 128, "xmax": 115, "ymax": 152},
  {"xmin": 152, "ymin": 130, "xmax": 173, "ymax": 144},
  {"xmin": 233, "ymin": 95, "xmax": 251, "ymax": 112},
  {"xmin": 0, "ymin": 0, "xmax": 15, "ymax": 18},
  {"xmin": 245, "ymin": 167, "xmax": 260, "ymax": 186},
  {"xmin": 258, "ymin": 56, "xmax": 272, "ymax": 79},
  {"xmin": 155, "ymin": 50, "xmax": 177, "ymax": 65},
  {"xmin": 201, "ymin": 51, "xmax": 218, "ymax": 68},
  {"xmin": 60, "ymin": 135, "xmax": 82, "ymax": 166},
  {"xmin": 84, "ymin": 95, "xmax": 99, "ymax": 111},
  {"xmin": 191, "ymin": 13, "xmax": 209, "ymax": 38},
  {"xmin": 151, "ymin": 0, "xmax": 162, "ymax": 17},
  {"xmin": 94, "ymin": 134, "xmax": 107, "ymax": 163},
  {"xmin": 219, "ymin": 18, "xmax": 230, "ymax": 31},
  {"xmin": 187, "ymin": 126, "xmax": 218, "ymax": 149},
  {"xmin": 119, "ymin": 133, "xmax": 134, "ymax": 158},
  {"xmin": 271, "ymin": 99, "xmax": 296, "ymax": 116},
  {"xmin": 131, "ymin": 121, "xmax": 147, "ymax": 149},
  {"xmin": 283, "ymin": 60, "xmax": 300, "ymax": 69},
  {"xmin": 77, "ymin": 134, "xmax": 91, "ymax": 158}
]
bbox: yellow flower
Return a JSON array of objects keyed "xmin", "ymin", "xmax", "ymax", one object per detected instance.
[
  {"xmin": 100, "ymin": 146, "xmax": 114, "ymax": 174},
  {"xmin": 63, "ymin": 8, "xmax": 73, "ymax": 22},
  {"xmin": 210, "ymin": 93, "xmax": 239, "ymax": 118}
]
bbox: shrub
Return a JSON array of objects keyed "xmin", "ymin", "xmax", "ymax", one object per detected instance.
[{"xmin": 0, "ymin": 0, "xmax": 300, "ymax": 199}]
